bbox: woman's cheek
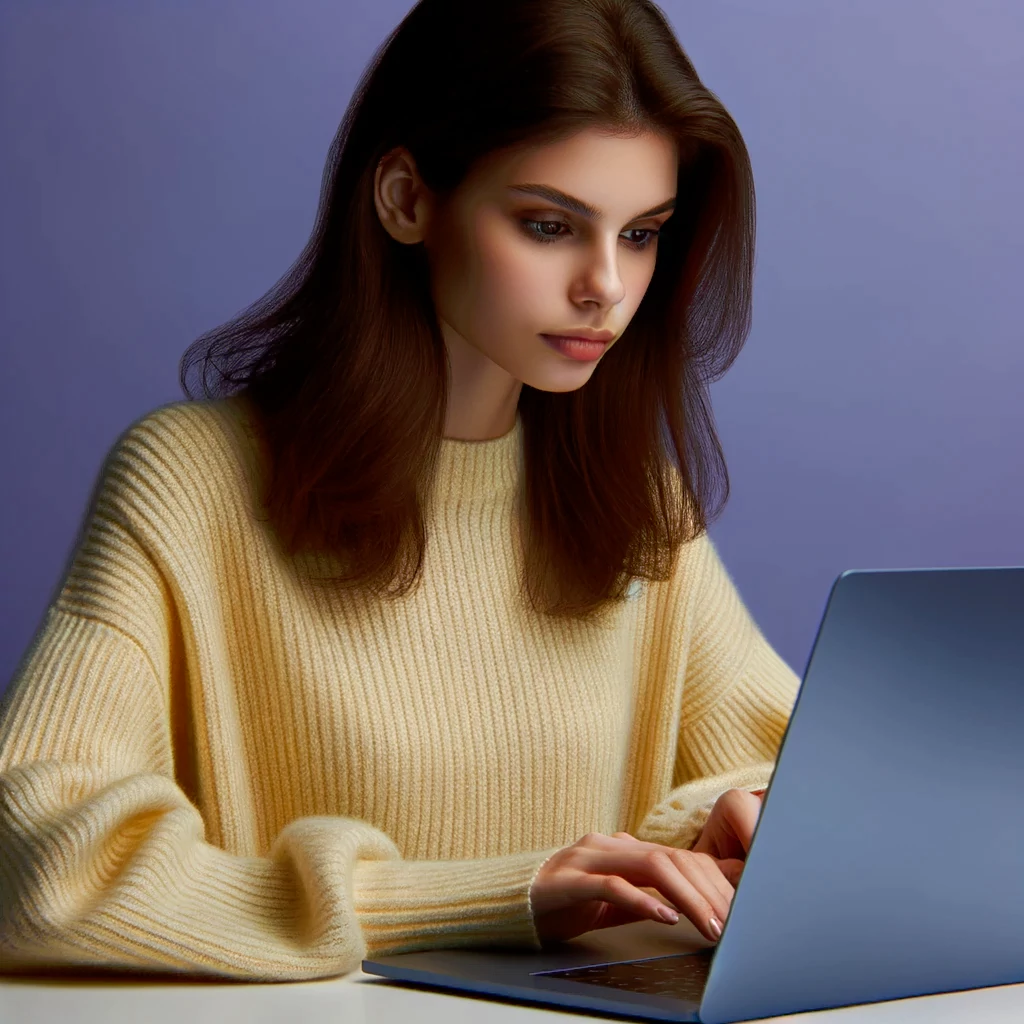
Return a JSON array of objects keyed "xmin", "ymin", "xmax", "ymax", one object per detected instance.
[{"xmin": 477, "ymin": 240, "xmax": 547, "ymax": 313}]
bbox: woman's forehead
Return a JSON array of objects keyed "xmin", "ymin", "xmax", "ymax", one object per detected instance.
[{"xmin": 466, "ymin": 129, "xmax": 679, "ymax": 211}]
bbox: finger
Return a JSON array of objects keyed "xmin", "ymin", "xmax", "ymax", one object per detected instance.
[
  {"xmin": 596, "ymin": 899, "xmax": 661, "ymax": 930},
  {"xmin": 687, "ymin": 852, "xmax": 736, "ymax": 910},
  {"xmin": 584, "ymin": 836, "xmax": 731, "ymax": 930},
  {"xmin": 656, "ymin": 861, "xmax": 726, "ymax": 942},
  {"xmin": 671, "ymin": 856, "xmax": 733, "ymax": 932},
  {"xmin": 690, "ymin": 824, "xmax": 714, "ymax": 857},
  {"xmin": 568, "ymin": 845, "xmax": 710, "ymax": 931},
  {"xmin": 635, "ymin": 849, "xmax": 729, "ymax": 940},
  {"xmin": 581, "ymin": 873, "xmax": 685, "ymax": 926},
  {"xmin": 716, "ymin": 857, "xmax": 745, "ymax": 888},
  {"xmin": 727, "ymin": 791, "xmax": 762, "ymax": 854}
]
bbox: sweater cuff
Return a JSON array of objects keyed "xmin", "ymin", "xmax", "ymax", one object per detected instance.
[
  {"xmin": 635, "ymin": 762, "xmax": 777, "ymax": 850},
  {"xmin": 352, "ymin": 847, "xmax": 562, "ymax": 957}
]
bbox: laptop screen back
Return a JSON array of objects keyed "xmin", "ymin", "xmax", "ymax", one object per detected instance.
[{"xmin": 700, "ymin": 566, "xmax": 1024, "ymax": 1024}]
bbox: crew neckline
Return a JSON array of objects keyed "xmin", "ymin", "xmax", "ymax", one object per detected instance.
[{"xmin": 430, "ymin": 412, "xmax": 524, "ymax": 506}]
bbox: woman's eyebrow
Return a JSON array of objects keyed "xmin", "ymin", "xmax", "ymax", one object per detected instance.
[{"xmin": 507, "ymin": 183, "xmax": 676, "ymax": 221}]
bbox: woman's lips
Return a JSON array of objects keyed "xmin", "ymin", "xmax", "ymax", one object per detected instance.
[{"xmin": 540, "ymin": 334, "xmax": 610, "ymax": 361}]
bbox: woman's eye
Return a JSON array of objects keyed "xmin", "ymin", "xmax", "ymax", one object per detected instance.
[
  {"xmin": 622, "ymin": 228, "xmax": 659, "ymax": 250},
  {"xmin": 522, "ymin": 219, "xmax": 569, "ymax": 242},
  {"xmin": 521, "ymin": 219, "xmax": 659, "ymax": 252}
]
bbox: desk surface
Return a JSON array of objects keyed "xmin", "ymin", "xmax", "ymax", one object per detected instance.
[{"xmin": 3, "ymin": 969, "xmax": 1024, "ymax": 1024}]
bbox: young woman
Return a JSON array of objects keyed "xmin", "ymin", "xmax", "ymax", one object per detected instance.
[{"xmin": 0, "ymin": 0, "xmax": 798, "ymax": 981}]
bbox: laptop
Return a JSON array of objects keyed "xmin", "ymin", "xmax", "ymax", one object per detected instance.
[{"xmin": 363, "ymin": 565, "xmax": 1024, "ymax": 1023}]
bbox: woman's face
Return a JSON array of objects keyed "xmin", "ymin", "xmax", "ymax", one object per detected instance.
[{"xmin": 424, "ymin": 127, "xmax": 679, "ymax": 394}]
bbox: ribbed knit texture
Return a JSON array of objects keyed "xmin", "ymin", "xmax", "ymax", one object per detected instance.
[{"xmin": 0, "ymin": 396, "xmax": 799, "ymax": 981}]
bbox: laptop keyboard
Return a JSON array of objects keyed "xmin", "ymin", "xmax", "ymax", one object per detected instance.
[{"xmin": 538, "ymin": 950, "xmax": 713, "ymax": 1000}]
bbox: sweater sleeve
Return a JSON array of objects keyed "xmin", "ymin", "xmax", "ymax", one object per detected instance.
[
  {"xmin": 0, "ymin": 425, "xmax": 555, "ymax": 982},
  {"xmin": 635, "ymin": 532, "xmax": 800, "ymax": 851}
]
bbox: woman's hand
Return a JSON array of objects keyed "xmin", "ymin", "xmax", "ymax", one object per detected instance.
[
  {"xmin": 691, "ymin": 788, "xmax": 764, "ymax": 868},
  {"xmin": 529, "ymin": 831, "xmax": 742, "ymax": 945}
]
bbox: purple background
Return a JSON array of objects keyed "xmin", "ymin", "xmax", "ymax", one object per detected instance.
[{"xmin": 2, "ymin": 1, "xmax": 1021, "ymax": 700}]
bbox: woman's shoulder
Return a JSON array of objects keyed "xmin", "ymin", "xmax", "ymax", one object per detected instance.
[
  {"xmin": 117, "ymin": 394, "xmax": 248, "ymax": 454},
  {"xmin": 112, "ymin": 395, "xmax": 254, "ymax": 477},
  {"xmin": 95, "ymin": 395, "xmax": 260, "ymax": 532}
]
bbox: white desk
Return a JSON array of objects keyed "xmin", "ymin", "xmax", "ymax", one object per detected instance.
[{"xmin": 3, "ymin": 969, "xmax": 1024, "ymax": 1024}]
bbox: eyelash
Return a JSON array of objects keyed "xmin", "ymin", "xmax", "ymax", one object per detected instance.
[{"xmin": 520, "ymin": 219, "xmax": 661, "ymax": 252}]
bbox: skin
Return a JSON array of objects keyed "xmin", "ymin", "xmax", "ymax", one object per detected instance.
[
  {"xmin": 373, "ymin": 126, "xmax": 679, "ymax": 440},
  {"xmin": 530, "ymin": 789, "xmax": 766, "ymax": 945}
]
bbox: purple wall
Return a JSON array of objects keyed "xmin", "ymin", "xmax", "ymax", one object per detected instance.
[{"xmin": 2, "ymin": 1, "xmax": 1021, "ymax": 698}]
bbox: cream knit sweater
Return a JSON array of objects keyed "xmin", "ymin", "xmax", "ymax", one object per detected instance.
[{"xmin": 0, "ymin": 397, "xmax": 799, "ymax": 981}]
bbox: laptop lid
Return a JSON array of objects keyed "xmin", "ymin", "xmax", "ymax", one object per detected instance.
[{"xmin": 699, "ymin": 566, "xmax": 1024, "ymax": 1024}]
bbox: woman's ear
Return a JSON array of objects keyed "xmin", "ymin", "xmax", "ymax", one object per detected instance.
[{"xmin": 373, "ymin": 146, "xmax": 434, "ymax": 245}]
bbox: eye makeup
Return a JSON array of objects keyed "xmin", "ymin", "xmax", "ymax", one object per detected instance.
[{"xmin": 519, "ymin": 218, "xmax": 660, "ymax": 252}]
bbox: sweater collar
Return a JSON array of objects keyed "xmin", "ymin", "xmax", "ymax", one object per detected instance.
[{"xmin": 428, "ymin": 412, "xmax": 524, "ymax": 507}]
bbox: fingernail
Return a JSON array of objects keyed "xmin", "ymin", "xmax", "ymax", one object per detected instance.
[
  {"xmin": 709, "ymin": 917, "xmax": 723, "ymax": 939},
  {"xmin": 658, "ymin": 905, "xmax": 680, "ymax": 924}
]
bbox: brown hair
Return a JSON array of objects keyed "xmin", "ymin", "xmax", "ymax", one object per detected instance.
[{"xmin": 179, "ymin": 0, "xmax": 755, "ymax": 621}]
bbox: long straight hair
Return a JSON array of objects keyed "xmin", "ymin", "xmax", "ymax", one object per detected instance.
[{"xmin": 179, "ymin": 0, "xmax": 756, "ymax": 621}]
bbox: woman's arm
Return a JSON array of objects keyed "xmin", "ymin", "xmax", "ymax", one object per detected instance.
[
  {"xmin": 634, "ymin": 532, "xmax": 800, "ymax": 851},
  {"xmin": 0, "ymin": 428, "xmax": 555, "ymax": 982}
]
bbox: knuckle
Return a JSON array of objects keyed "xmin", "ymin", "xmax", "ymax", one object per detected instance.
[
  {"xmin": 561, "ymin": 847, "xmax": 586, "ymax": 869},
  {"xmin": 666, "ymin": 847, "xmax": 694, "ymax": 868},
  {"xmin": 601, "ymin": 875, "xmax": 631, "ymax": 899},
  {"xmin": 646, "ymin": 848, "xmax": 674, "ymax": 868}
]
